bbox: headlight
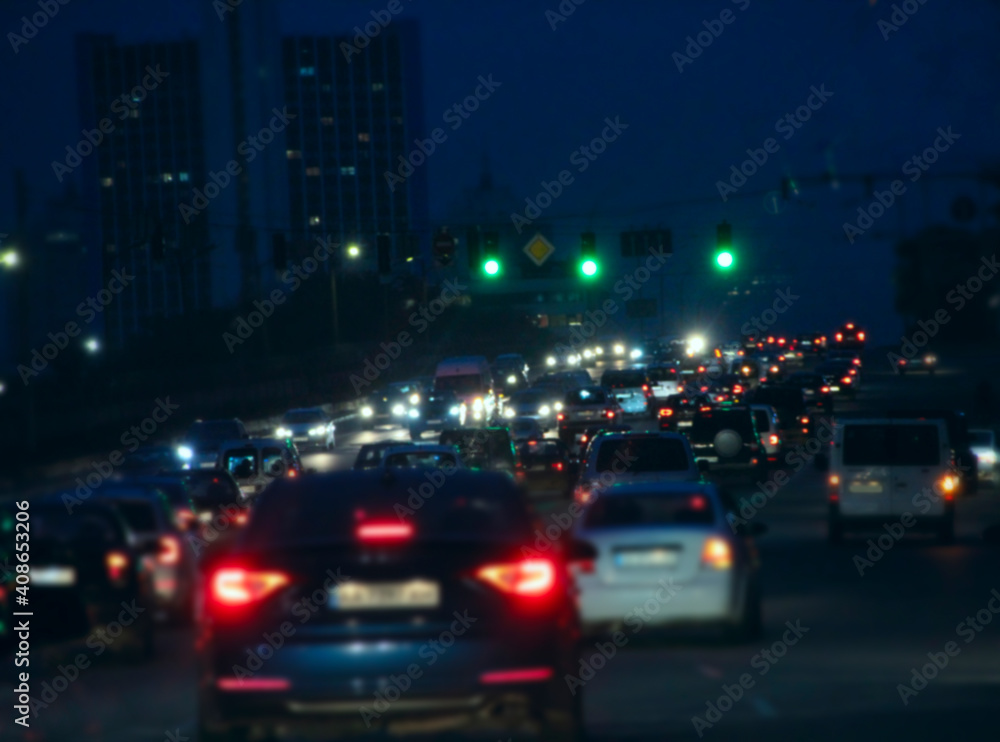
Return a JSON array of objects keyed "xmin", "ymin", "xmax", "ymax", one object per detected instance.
[
  {"xmin": 507, "ymin": 375, "xmax": 517, "ymax": 384},
  {"xmin": 392, "ymin": 404, "xmax": 406, "ymax": 416},
  {"xmin": 361, "ymin": 406, "xmax": 373, "ymax": 417},
  {"xmin": 276, "ymin": 427, "xmax": 292, "ymax": 438},
  {"xmin": 688, "ymin": 335, "xmax": 706, "ymax": 353},
  {"xmin": 539, "ymin": 405, "xmax": 551, "ymax": 416},
  {"xmin": 613, "ymin": 344, "xmax": 625, "ymax": 355},
  {"xmin": 503, "ymin": 407, "xmax": 516, "ymax": 418},
  {"xmin": 546, "ymin": 356, "xmax": 556, "ymax": 366},
  {"xmin": 553, "ymin": 401, "xmax": 563, "ymax": 411},
  {"xmin": 630, "ymin": 348, "xmax": 642, "ymax": 359},
  {"xmin": 308, "ymin": 426, "xmax": 326, "ymax": 436},
  {"xmin": 595, "ymin": 346, "xmax": 603, "ymax": 355},
  {"xmin": 925, "ymin": 354, "xmax": 937, "ymax": 364},
  {"xmin": 583, "ymin": 350, "xmax": 593, "ymax": 359},
  {"xmin": 473, "ymin": 398, "xmax": 484, "ymax": 411},
  {"xmin": 409, "ymin": 393, "xmax": 420, "ymax": 405},
  {"xmin": 449, "ymin": 406, "xmax": 461, "ymax": 415},
  {"xmin": 569, "ymin": 354, "xmax": 580, "ymax": 365},
  {"xmin": 176, "ymin": 445, "xmax": 193, "ymax": 461},
  {"xmin": 978, "ymin": 451, "xmax": 996, "ymax": 465},
  {"xmin": 408, "ymin": 409, "xmax": 419, "ymax": 419}
]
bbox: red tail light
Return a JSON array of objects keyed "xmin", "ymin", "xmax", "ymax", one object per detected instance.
[
  {"xmin": 480, "ymin": 667, "xmax": 554, "ymax": 684},
  {"xmin": 476, "ymin": 559, "xmax": 556, "ymax": 597},
  {"xmin": 697, "ymin": 366, "xmax": 706, "ymax": 373},
  {"xmin": 211, "ymin": 568, "xmax": 289, "ymax": 607},
  {"xmin": 733, "ymin": 385, "xmax": 743, "ymax": 393},
  {"xmin": 716, "ymin": 395, "xmax": 725, "ymax": 402},
  {"xmin": 105, "ymin": 551, "xmax": 130, "ymax": 585},
  {"xmin": 767, "ymin": 336, "xmax": 774, "ymax": 343},
  {"xmin": 357, "ymin": 521, "xmax": 414, "ymax": 542},
  {"xmin": 642, "ymin": 384, "xmax": 649, "ymax": 392},
  {"xmin": 287, "ymin": 469, "xmax": 298, "ymax": 478},
  {"xmin": 556, "ymin": 413, "xmax": 565, "ymax": 421},
  {"xmin": 842, "ymin": 376, "xmax": 852, "ymax": 384},
  {"xmin": 898, "ymin": 358, "xmax": 907, "ymax": 366},
  {"xmin": 857, "ymin": 332, "xmax": 865, "ymax": 341},
  {"xmin": 769, "ymin": 434, "xmax": 779, "ymax": 445},
  {"xmin": 658, "ymin": 408, "xmax": 674, "ymax": 417},
  {"xmin": 217, "ymin": 677, "xmax": 291, "ymax": 692},
  {"xmin": 800, "ymin": 416, "xmax": 810, "ymax": 424},
  {"xmin": 158, "ymin": 535, "xmax": 181, "ymax": 566},
  {"xmin": 235, "ymin": 511, "xmax": 249, "ymax": 526},
  {"xmin": 176, "ymin": 508, "xmax": 196, "ymax": 530},
  {"xmin": 835, "ymin": 333, "xmax": 843, "ymax": 341},
  {"xmin": 821, "ymin": 386, "xmax": 830, "ymax": 393},
  {"xmin": 605, "ymin": 409, "xmax": 616, "ymax": 418},
  {"xmin": 552, "ymin": 461, "xmax": 564, "ymax": 471},
  {"xmin": 778, "ymin": 338, "xmax": 785, "ymax": 345},
  {"xmin": 852, "ymin": 358, "xmax": 861, "ymax": 365}
]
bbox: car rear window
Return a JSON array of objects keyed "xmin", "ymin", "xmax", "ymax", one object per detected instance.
[
  {"xmin": 602, "ymin": 371, "xmax": 646, "ymax": 389},
  {"xmin": 692, "ymin": 410, "xmax": 756, "ymax": 439},
  {"xmin": 584, "ymin": 492, "xmax": 716, "ymax": 527},
  {"xmin": 594, "ymin": 437, "xmax": 691, "ymax": 473},
  {"xmin": 647, "ymin": 367, "xmax": 678, "ymax": 382},
  {"xmin": 753, "ymin": 410, "xmax": 771, "ymax": 432},
  {"xmin": 110, "ymin": 500, "xmax": 159, "ymax": 532},
  {"xmin": 439, "ymin": 430, "xmax": 515, "ymax": 470},
  {"xmin": 32, "ymin": 505, "xmax": 125, "ymax": 546},
  {"xmin": 244, "ymin": 477, "xmax": 529, "ymax": 546},
  {"xmin": 224, "ymin": 449, "xmax": 259, "ymax": 477},
  {"xmin": 842, "ymin": 424, "xmax": 941, "ymax": 466},
  {"xmin": 970, "ymin": 431, "xmax": 993, "ymax": 446},
  {"xmin": 566, "ymin": 388, "xmax": 608, "ymax": 405},
  {"xmin": 383, "ymin": 451, "xmax": 458, "ymax": 468}
]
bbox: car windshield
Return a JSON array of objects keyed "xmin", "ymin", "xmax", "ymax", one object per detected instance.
[
  {"xmin": 283, "ymin": 410, "xmax": 325, "ymax": 424},
  {"xmin": 842, "ymin": 424, "xmax": 941, "ymax": 466},
  {"xmin": 566, "ymin": 388, "xmax": 608, "ymax": 405},
  {"xmin": 602, "ymin": 372, "xmax": 646, "ymax": 388},
  {"xmin": 594, "ymin": 437, "xmax": 690, "ymax": 474},
  {"xmin": 434, "ymin": 374, "xmax": 484, "ymax": 394},
  {"xmin": 224, "ymin": 449, "xmax": 259, "ymax": 478},
  {"xmin": 584, "ymin": 491, "xmax": 716, "ymax": 527},
  {"xmin": 647, "ymin": 367, "xmax": 678, "ymax": 382},
  {"xmin": 188, "ymin": 421, "xmax": 241, "ymax": 441},
  {"xmin": 969, "ymin": 431, "xmax": 993, "ymax": 447},
  {"xmin": 383, "ymin": 451, "xmax": 458, "ymax": 468}
]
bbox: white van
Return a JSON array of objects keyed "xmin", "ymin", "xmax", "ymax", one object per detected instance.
[
  {"xmin": 433, "ymin": 356, "xmax": 496, "ymax": 423},
  {"xmin": 828, "ymin": 417, "xmax": 956, "ymax": 543}
]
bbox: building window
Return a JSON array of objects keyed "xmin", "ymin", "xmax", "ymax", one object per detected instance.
[
  {"xmin": 305, "ymin": 166, "xmax": 320, "ymax": 176},
  {"xmin": 309, "ymin": 216, "xmax": 322, "ymax": 226},
  {"xmin": 299, "ymin": 66, "xmax": 316, "ymax": 76},
  {"xmin": 321, "ymin": 117, "xmax": 334, "ymax": 126},
  {"xmin": 358, "ymin": 132, "xmax": 371, "ymax": 143},
  {"xmin": 100, "ymin": 177, "xmax": 113, "ymax": 187},
  {"xmin": 340, "ymin": 166, "xmax": 356, "ymax": 176},
  {"xmin": 287, "ymin": 150, "xmax": 302, "ymax": 159},
  {"xmin": 372, "ymin": 82, "xmax": 385, "ymax": 92},
  {"xmin": 179, "ymin": 172, "xmax": 189, "ymax": 182}
]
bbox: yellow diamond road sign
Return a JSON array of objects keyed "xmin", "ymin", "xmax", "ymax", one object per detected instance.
[{"xmin": 523, "ymin": 233, "xmax": 555, "ymax": 266}]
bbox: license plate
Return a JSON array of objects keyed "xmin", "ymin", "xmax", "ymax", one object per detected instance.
[
  {"xmin": 615, "ymin": 548, "xmax": 679, "ymax": 568},
  {"xmin": 677, "ymin": 421, "xmax": 692, "ymax": 427},
  {"xmin": 330, "ymin": 580, "xmax": 440, "ymax": 610},
  {"xmin": 829, "ymin": 386, "xmax": 840, "ymax": 392},
  {"xmin": 240, "ymin": 485, "xmax": 257, "ymax": 495},
  {"xmin": 31, "ymin": 566, "xmax": 77, "ymax": 586},
  {"xmin": 700, "ymin": 456, "xmax": 719, "ymax": 463},
  {"xmin": 848, "ymin": 482, "xmax": 884, "ymax": 494}
]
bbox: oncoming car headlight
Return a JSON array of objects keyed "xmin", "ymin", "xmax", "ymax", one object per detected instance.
[
  {"xmin": 538, "ymin": 405, "xmax": 551, "ymax": 416},
  {"xmin": 553, "ymin": 402, "xmax": 563, "ymax": 411},
  {"xmin": 546, "ymin": 356, "xmax": 557, "ymax": 366},
  {"xmin": 408, "ymin": 409, "xmax": 419, "ymax": 419},
  {"xmin": 448, "ymin": 406, "xmax": 461, "ymax": 416},
  {"xmin": 177, "ymin": 445, "xmax": 193, "ymax": 461},
  {"xmin": 613, "ymin": 344, "xmax": 625, "ymax": 355},
  {"xmin": 507, "ymin": 375, "xmax": 517, "ymax": 384},
  {"xmin": 392, "ymin": 404, "xmax": 406, "ymax": 416},
  {"xmin": 630, "ymin": 348, "xmax": 642, "ymax": 360},
  {"xmin": 361, "ymin": 406, "xmax": 374, "ymax": 417},
  {"xmin": 308, "ymin": 426, "xmax": 326, "ymax": 436},
  {"xmin": 276, "ymin": 427, "xmax": 292, "ymax": 438},
  {"xmin": 503, "ymin": 407, "xmax": 516, "ymax": 418},
  {"xmin": 409, "ymin": 393, "xmax": 420, "ymax": 405}
]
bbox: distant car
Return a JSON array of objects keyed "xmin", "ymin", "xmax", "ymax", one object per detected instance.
[
  {"xmin": 571, "ymin": 480, "xmax": 764, "ymax": 641},
  {"xmin": 439, "ymin": 427, "xmax": 516, "ymax": 475},
  {"xmin": 177, "ymin": 418, "xmax": 249, "ymax": 469},
  {"xmin": 750, "ymin": 404, "xmax": 783, "ymax": 464},
  {"xmin": 783, "ymin": 372, "xmax": 834, "ymax": 413},
  {"xmin": 830, "ymin": 322, "xmax": 866, "ymax": 349},
  {"xmin": 197, "ymin": 469, "xmax": 582, "ymax": 741},
  {"xmin": 795, "ymin": 332, "xmax": 827, "ymax": 354},
  {"xmin": 645, "ymin": 363, "xmax": 681, "ymax": 399},
  {"xmin": 573, "ymin": 431, "xmax": 701, "ymax": 505},
  {"xmin": 15, "ymin": 497, "xmax": 157, "ymax": 660},
  {"xmin": 378, "ymin": 444, "xmax": 464, "ymax": 470},
  {"xmin": 969, "ymin": 429, "xmax": 998, "ymax": 482},
  {"xmin": 494, "ymin": 354, "xmax": 530, "ymax": 392},
  {"xmin": 894, "ymin": 351, "xmax": 938, "ymax": 375},
  {"xmin": 688, "ymin": 406, "xmax": 766, "ymax": 478},
  {"xmin": 160, "ymin": 468, "xmax": 250, "ymax": 541},
  {"xmin": 275, "ymin": 407, "xmax": 335, "ymax": 451},
  {"xmin": 516, "ymin": 438, "xmax": 576, "ymax": 496},
  {"xmin": 352, "ymin": 440, "xmax": 410, "ymax": 470},
  {"xmin": 410, "ymin": 388, "xmax": 464, "ymax": 440},
  {"xmin": 751, "ymin": 385, "xmax": 817, "ymax": 446},
  {"xmin": 509, "ymin": 416, "xmax": 545, "ymax": 443},
  {"xmin": 218, "ymin": 438, "xmax": 304, "ymax": 499},
  {"xmin": 360, "ymin": 382, "xmax": 423, "ymax": 429},
  {"xmin": 558, "ymin": 386, "xmax": 623, "ymax": 444},
  {"xmin": 655, "ymin": 393, "xmax": 709, "ymax": 432},
  {"xmin": 815, "ymin": 361, "xmax": 859, "ymax": 398},
  {"xmin": 120, "ymin": 445, "xmax": 183, "ymax": 475},
  {"xmin": 601, "ymin": 368, "xmax": 652, "ymax": 416},
  {"xmin": 505, "ymin": 387, "xmax": 563, "ymax": 430},
  {"xmin": 494, "ymin": 353, "xmax": 529, "ymax": 377}
]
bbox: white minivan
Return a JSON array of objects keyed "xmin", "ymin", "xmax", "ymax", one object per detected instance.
[{"xmin": 828, "ymin": 418, "xmax": 957, "ymax": 543}]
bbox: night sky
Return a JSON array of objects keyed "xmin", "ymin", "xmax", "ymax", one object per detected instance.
[{"xmin": 1, "ymin": 0, "xmax": 998, "ymax": 343}]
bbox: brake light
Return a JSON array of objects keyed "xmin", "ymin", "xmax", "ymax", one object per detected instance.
[
  {"xmin": 846, "ymin": 323, "xmax": 854, "ymax": 329},
  {"xmin": 642, "ymin": 384, "xmax": 649, "ymax": 392},
  {"xmin": 287, "ymin": 468, "xmax": 298, "ymax": 478},
  {"xmin": 158, "ymin": 535, "xmax": 181, "ymax": 566},
  {"xmin": 701, "ymin": 538, "xmax": 732, "ymax": 569},
  {"xmin": 898, "ymin": 358, "xmax": 907, "ymax": 366},
  {"xmin": 557, "ymin": 413, "xmax": 565, "ymax": 421},
  {"xmin": 480, "ymin": 667, "xmax": 554, "ymax": 684},
  {"xmin": 552, "ymin": 461, "xmax": 564, "ymax": 471},
  {"xmin": 357, "ymin": 521, "xmax": 414, "ymax": 542},
  {"xmin": 778, "ymin": 355, "xmax": 786, "ymax": 362},
  {"xmin": 835, "ymin": 333, "xmax": 843, "ymax": 341},
  {"xmin": 829, "ymin": 475, "xmax": 840, "ymax": 485},
  {"xmin": 105, "ymin": 551, "xmax": 129, "ymax": 584},
  {"xmin": 697, "ymin": 365, "xmax": 706, "ymax": 373},
  {"xmin": 476, "ymin": 559, "xmax": 556, "ymax": 597},
  {"xmin": 733, "ymin": 385, "xmax": 743, "ymax": 393},
  {"xmin": 767, "ymin": 336, "xmax": 775, "ymax": 343},
  {"xmin": 778, "ymin": 338, "xmax": 785, "ymax": 345},
  {"xmin": 605, "ymin": 409, "xmax": 616, "ymax": 419},
  {"xmin": 800, "ymin": 416, "xmax": 810, "ymax": 424},
  {"xmin": 821, "ymin": 386, "xmax": 830, "ymax": 393},
  {"xmin": 769, "ymin": 434, "xmax": 779, "ymax": 445},
  {"xmin": 842, "ymin": 376, "xmax": 852, "ymax": 384},
  {"xmin": 176, "ymin": 507, "xmax": 196, "ymax": 530},
  {"xmin": 857, "ymin": 331, "xmax": 865, "ymax": 341},
  {"xmin": 716, "ymin": 395, "xmax": 725, "ymax": 402},
  {"xmin": 939, "ymin": 475, "xmax": 957, "ymax": 499},
  {"xmin": 211, "ymin": 568, "xmax": 289, "ymax": 607},
  {"xmin": 235, "ymin": 511, "xmax": 249, "ymax": 526},
  {"xmin": 217, "ymin": 677, "xmax": 291, "ymax": 692},
  {"xmin": 852, "ymin": 358, "xmax": 861, "ymax": 365},
  {"xmin": 658, "ymin": 408, "xmax": 674, "ymax": 417}
]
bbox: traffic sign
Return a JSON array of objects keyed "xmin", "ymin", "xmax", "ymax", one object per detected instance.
[{"xmin": 523, "ymin": 233, "xmax": 556, "ymax": 266}]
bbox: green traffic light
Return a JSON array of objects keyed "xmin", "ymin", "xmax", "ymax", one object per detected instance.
[
  {"xmin": 716, "ymin": 250, "xmax": 734, "ymax": 269},
  {"xmin": 581, "ymin": 259, "xmax": 598, "ymax": 277},
  {"xmin": 483, "ymin": 259, "xmax": 500, "ymax": 276}
]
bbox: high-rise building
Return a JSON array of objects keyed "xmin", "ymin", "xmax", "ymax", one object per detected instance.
[
  {"xmin": 76, "ymin": 34, "xmax": 211, "ymax": 349},
  {"xmin": 282, "ymin": 19, "xmax": 429, "ymax": 271}
]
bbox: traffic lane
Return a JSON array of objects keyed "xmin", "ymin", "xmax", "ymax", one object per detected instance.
[{"xmin": 300, "ymin": 420, "xmax": 413, "ymax": 472}]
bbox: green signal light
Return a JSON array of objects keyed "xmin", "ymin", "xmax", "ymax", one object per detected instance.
[
  {"xmin": 716, "ymin": 251, "xmax": 734, "ymax": 269},
  {"xmin": 483, "ymin": 259, "xmax": 500, "ymax": 276},
  {"xmin": 581, "ymin": 259, "xmax": 598, "ymax": 277}
]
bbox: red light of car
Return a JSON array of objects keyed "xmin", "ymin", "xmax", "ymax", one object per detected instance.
[
  {"xmin": 769, "ymin": 434, "xmax": 779, "ymax": 445},
  {"xmin": 842, "ymin": 376, "xmax": 852, "ymax": 384},
  {"xmin": 857, "ymin": 332, "xmax": 865, "ymax": 341},
  {"xmin": 210, "ymin": 568, "xmax": 289, "ymax": 606},
  {"xmin": 480, "ymin": 668, "xmax": 554, "ymax": 684},
  {"xmin": 767, "ymin": 336, "xmax": 775, "ymax": 343},
  {"xmin": 105, "ymin": 551, "xmax": 130, "ymax": 585},
  {"xmin": 733, "ymin": 385, "xmax": 743, "ymax": 393},
  {"xmin": 158, "ymin": 535, "xmax": 181, "ymax": 566},
  {"xmin": 642, "ymin": 384, "xmax": 649, "ymax": 392},
  {"xmin": 658, "ymin": 408, "xmax": 674, "ymax": 417},
  {"xmin": 778, "ymin": 338, "xmax": 785, "ymax": 345},
  {"xmin": 689, "ymin": 495, "xmax": 707, "ymax": 510},
  {"xmin": 852, "ymin": 358, "xmax": 861, "ymax": 365},
  {"xmin": 217, "ymin": 677, "xmax": 291, "ymax": 692},
  {"xmin": 835, "ymin": 333, "xmax": 843, "ymax": 341},
  {"xmin": 552, "ymin": 461, "xmax": 564, "ymax": 471},
  {"xmin": 821, "ymin": 386, "xmax": 830, "ymax": 393},
  {"xmin": 605, "ymin": 409, "xmax": 616, "ymax": 418},
  {"xmin": 697, "ymin": 366, "xmax": 706, "ymax": 373},
  {"xmin": 898, "ymin": 358, "xmax": 907, "ymax": 365},
  {"xmin": 476, "ymin": 559, "xmax": 556, "ymax": 597},
  {"xmin": 846, "ymin": 323, "xmax": 854, "ymax": 329},
  {"xmin": 287, "ymin": 469, "xmax": 298, "ymax": 478},
  {"xmin": 701, "ymin": 538, "xmax": 732, "ymax": 569},
  {"xmin": 357, "ymin": 521, "xmax": 414, "ymax": 542},
  {"xmin": 556, "ymin": 413, "xmax": 565, "ymax": 421}
]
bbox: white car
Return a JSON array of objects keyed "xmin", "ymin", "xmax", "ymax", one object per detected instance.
[
  {"xmin": 275, "ymin": 407, "xmax": 335, "ymax": 451},
  {"xmin": 378, "ymin": 444, "xmax": 464, "ymax": 470},
  {"xmin": 571, "ymin": 481, "xmax": 764, "ymax": 640},
  {"xmin": 646, "ymin": 363, "xmax": 681, "ymax": 399},
  {"xmin": 509, "ymin": 417, "xmax": 544, "ymax": 443},
  {"xmin": 969, "ymin": 429, "xmax": 998, "ymax": 482}
]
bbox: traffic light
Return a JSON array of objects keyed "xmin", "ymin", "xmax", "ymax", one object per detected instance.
[
  {"xmin": 377, "ymin": 234, "xmax": 392, "ymax": 275},
  {"xmin": 482, "ymin": 230, "xmax": 500, "ymax": 277},
  {"xmin": 715, "ymin": 220, "xmax": 734, "ymax": 269},
  {"xmin": 580, "ymin": 231, "xmax": 598, "ymax": 277},
  {"xmin": 466, "ymin": 227, "xmax": 480, "ymax": 271},
  {"xmin": 272, "ymin": 233, "xmax": 287, "ymax": 270}
]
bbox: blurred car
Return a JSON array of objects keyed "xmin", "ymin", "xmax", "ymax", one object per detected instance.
[
  {"xmin": 574, "ymin": 431, "xmax": 701, "ymax": 504},
  {"xmin": 516, "ymin": 438, "xmax": 577, "ymax": 496},
  {"xmin": 543, "ymin": 347, "xmax": 582, "ymax": 368},
  {"xmin": 601, "ymin": 368, "xmax": 652, "ymax": 416},
  {"xmin": 352, "ymin": 440, "xmax": 410, "ymax": 470},
  {"xmin": 275, "ymin": 407, "xmax": 335, "ymax": 451},
  {"xmin": 410, "ymin": 388, "xmax": 464, "ymax": 439},
  {"xmin": 655, "ymin": 393, "xmax": 710, "ymax": 432},
  {"xmin": 795, "ymin": 332, "xmax": 827, "ymax": 354},
  {"xmin": 830, "ymin": 322, "xmax": 866, "ymax": 350},
  {"xmin": 439, "ymin": 427, "xmax": 517, "ymax": 475},
  {"xmin": 645, "ymin": 362, "xmax": 681, "ymax": 400},
  {"xmin": 19, "ymin": 497, "xmax": 157, "ymax": 660},
  {"xmin": 816, "ymin": 361, "xmax": 859, "ymax": 398},
  {"xmin": 494, "ymin": 352, "xmax": 529, "ymax": 377},
  {"xmin": 509, "ymin": 416, "xmax": 545, "ymax": 443},
  {"xmin": 750, "ymin": 385, "xmax": 816, "ymax": 446},
  {"xmin": 177, "ymin": 418, "xmax": 249, "ymax": 470},
  {"xmin": 557, "ymin": 386, "xmax": 623, "ymax": 444},
  {"xmin": 120, "ymin": 445, "xmax": 183, "ymax": 475},
  {"xmin": 894, "ymin": 351, "xmax": 938, "ymax": 375},
  {"xmin": 218, "ymin": 438, "xmax": 305, "ymax": 499},
  {"xmin": 105, "ymin": 475, "xmax": 200, "ymax": 533},
  {"xmin": 160, "ymin": 468, "xmax": 245, "ymax": 526},
  {"xmin": 783, "ymin": 372, "xmax": 834, "ymax": 413},
  {"xmin": 379, "ymin": 444, "xmax": 464, "ymax": 470},
  {"xmin": 571, "ymin": 481, "xmax": 763, "ymax": 640},
  {"xmin": 753, "ymin": 353, "xmax": 787, "ymax": 383},
  {"xmin": 493, "ymin": 354, "xmax": 530, "ymax": 395},
  {"xmin": 506, "ymin": 387, "xmax": 563, "ymax": 430},
  {"xmin": 750, "ymin": 404, "xmax": 783, "ymax": 464},
  {"xmin": 95, "ymin": 487, "xmax": 197, "ymax": 623},
  {"xmin": 826, "ymin": 349, "xmax": 863, "ymax": 368},
  {"xmin": 688, "ymin": 406, "xmax": 766, "ymax": 477},
  {"xmin": 197, "ymin": 469, "xmax": 582, "ymax": 740},
  {"xmin": 705, "ymin": 374, "xmax": 748, "ymax": 406},
  {"xmin": 360, "ymin": 382, "xmax": 423, "ymax": 430},
  {"xmin": 969, "ymin": 429, "xmax": 998, "ymax": 482}
]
